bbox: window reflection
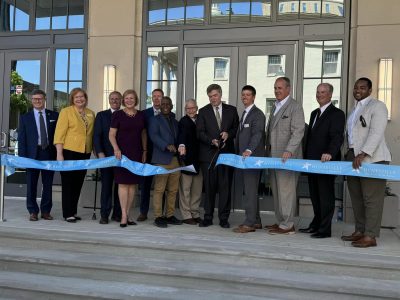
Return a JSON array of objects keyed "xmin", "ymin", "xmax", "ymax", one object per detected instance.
[
  {"xmin": 14, "ymin": 0, "xmax": 30, "ymax": 30},
  {"xmin": 251, "ymin": 0, "xmax": 271, "ymax": 22},
  {"xmin": 278, "ymin": 0, "xmax": 344, "ymax": 20},
  {"xmin": 167, "ymin": 0, "xmax": 184, "ymax": 25},
  {"xmin": 148, "ymin": 0, "xmax": 167, "ymax": 25},
  {"xmin": 186, "ymin": 0, "xmax": 204, "ymax": 24},
  {"xmin": 68, "ymin": 0, "xmax": 84, "ymax": 29},
  {"xmin": 300, "ymin": 0, "xmax": 320, "ymax": 18},
  {"xmin": 52, "ymin": 0, "xmax": 67, "ymax": 29},
  {"xmin": 69, "ymin": 49, "xmax": 83, "ymax": 80},
  {"xmin": 231, "ymin": 0, "xmax": 250, "ymax": 23},
  {"xmin": 211, "ymin": 0, "xmax": 230, "ymax": 23},
  {"xmin": 36, "ymin": 0, "xmax": 51, "ymax": 30},
  {"xmin": 304, "ymin": 41, "xmax": 323, "ymax": 77},
  {"xmin": 55, "ymin": 49, "xmax": 68, "ymax": 80},
  {"xmin": 278, "ymin": 0, "xmax": 298, "ymax": 19}
]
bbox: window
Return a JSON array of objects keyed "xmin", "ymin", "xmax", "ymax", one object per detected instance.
[
  {"xmin": 53, "ymin": 48, "xmax": 83, "ymax": 111},
  {"xmin": 279, "ymin": 0, "xmax": 344, "ymax": 20},
  {"xmin": 0, "ymin": 0, "xmax": 29, "ymax": 31},
  {"xmin": 323, "ymin": 50, "xmax": 339, "ymax": 75},
  {"xmin": 214, "ymin": 58, "xmax": 229, "ymax": 79},
  {"xmin": 148, "ymin": 0, "xmax": 204, "ymax": 26},
  {"xmin": 211, "ymin": 0, "xmax": 272, "ymax": 24},
  {"xmin": 36, "ymin": 0, "xmax": 84, "ymax": 30},
  {"xmin": 267, "ymin": 55, "xmax": 283, "ymax": 76}
]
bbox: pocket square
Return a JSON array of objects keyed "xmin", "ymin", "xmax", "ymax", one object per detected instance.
[
  {"xmin": 49, "ymin": 119, "xmax": 56, "ymax": 122},
  {"xmin": 244, "ymin": 124, "xmax": 250, "ymax": 128},
  {"xmin": 282, "ymin": 115, "xmax": 289, "ymax": 119}
]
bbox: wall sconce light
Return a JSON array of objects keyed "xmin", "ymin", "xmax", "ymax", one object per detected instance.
[
  {"xmin": 378, "ymin": 58, "xmax": 393, "ymax": 120},
  {"xmin": 103, "ymin": 65, "xmax": 116, "ymax": 110}
]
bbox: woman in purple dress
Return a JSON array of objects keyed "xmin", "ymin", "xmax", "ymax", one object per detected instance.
[{"xmin": 109, "ymin": 89, "xmax": 147, "ymax": 227}]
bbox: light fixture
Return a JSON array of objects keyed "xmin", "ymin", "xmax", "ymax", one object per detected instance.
[
  {"xmin": 378, "ymin": 58, "xmax": 393, "ymax": 120},
  {"xmin": 103, "ymin": 65, "xmax": 116, "ymax": 110}
]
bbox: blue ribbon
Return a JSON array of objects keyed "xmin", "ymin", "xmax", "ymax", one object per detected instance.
[
  {"xmin": 216, "ymin": 154, "xmax": 399, "ymax": 181},
  {"xmin": 0, "ymin": 154, "xmax": 195, "ymax": 177}
]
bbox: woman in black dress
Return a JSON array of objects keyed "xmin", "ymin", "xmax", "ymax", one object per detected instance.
[{"xmin": 109, "ymin": 89, "xmax": 147, "ymax": 227}]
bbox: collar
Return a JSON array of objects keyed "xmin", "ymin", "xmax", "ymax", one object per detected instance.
[
  {"xmin": 355, "ymin": 96, "xmax": 372, "ymax": 108},
  {"xmin": 213, "ymin": 103, "xmax": 222, "ymax": 111},
  {"xmin": 110, "ymin": 108, "xmax": 119, "ymax": 114},
  {"xmin": 33, "ymin": 108, "xmax": 45, "ymax": 114},
  {"xmin": 319, "ymin": 101, "xmax": 331, "ymax": 114},
  {"xmin": 244, "ymin": 103, "xmax": 255, "ymax": 114},
  {"xmin": 275, "ymin": 95, "xmax": 290, "ymax": 107}
]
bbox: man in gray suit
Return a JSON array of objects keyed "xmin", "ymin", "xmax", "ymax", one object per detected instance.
[
  {"xmin": 266, "ymin": 77, "xmax": 305, "ymax": 235},
  {"xmin": 341, "ymin": 77, "xmax": 391, "ymax": 248},
  {"xmin": 233, "ymin": 85, "xmax": 266, "ymax": 233}
]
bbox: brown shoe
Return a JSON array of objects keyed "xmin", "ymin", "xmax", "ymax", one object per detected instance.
[
  {"xmin": 264, "ymin": 223, "xmax": 279, "ymax": 230},
  {"xmin": 41, "ymin": 213, "xmax": 54, "ymax": 220},
  {"xmin": 137, "ymin": 213, "xmax": 147, "ymax": 222},
  {"xmin": 341, "ymin": 231, "xmax": 363, "ymax": 242},
  {"xmin": 268, "ymin": 226, "xmax": 295, "ymax": 235},
  {"xmin": 233, "ymin": 225, "xmax": 256, "ymax": 233},
  {"xmin": 29, "ymin": 213, "xmax": 38, "ymax": 221},
  {"xmin": 183, "ymin": 218, "xmax": 197, "ymax": 225},
  {"xmin": 351, "ymin": 236, "xmax": 377, "ymax": 248},
  {"xmin": 254, "ymin": 223, "xmax": 262, "ymax": 230}
]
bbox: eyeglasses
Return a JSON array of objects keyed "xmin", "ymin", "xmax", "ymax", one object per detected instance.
[
  {"xmin": 185, "ymin": 106, "xmax": 197, "ymax": 110},
  {"xmin": 31, "ymin": 97, "xmax": 44, "ymax": 101}
]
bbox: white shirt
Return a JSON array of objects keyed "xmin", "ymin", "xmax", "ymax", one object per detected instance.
[
  {"xmin": 347, "ymin": 96, "xmax": 372, "ymax": 147},
  {"xmin": 153, "ymin": 107, "xmax": 160, "ymax": 116},
  {"xmin": 241, "ymin": 103, "xmax": 254, "ymax": 125},
  {"xmin": 274, "ymin": 95, "xmax": 290, "ymax": 116},
  {"xmin": 213, "ymin": 103, "xmax": 223, "ymax": 120},
  {"xmin": 312, "ymin": 101, "xmax": 331, "ymax": 127},
  {"xmin": 110, "ymin": 108, "xmax": 118, "ymax": 114},
  {"xmin": 33, "ymin": 108, "xmax": 48, "ymax": 145}
]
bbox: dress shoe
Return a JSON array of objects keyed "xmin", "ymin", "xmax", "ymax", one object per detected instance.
[
  {"xmin": 199, "ymin": 219, "xmax": 213, "ymax": 227},
  {"xmin": 183, "ymin": 218, "xmax": 197, "ymax": 225},
  {"xmin": 65, "ymin": 217, "xmax": 77, "ymax": 223},
  {"xmin": 268, "ymin": 226, "xmax": 295, "ymax": 235},
  {"xmin": 111, "ymin": 216, "xmax": 121, "ymax": 222},
  {"xmin": 193, "ymin": 217, "xmax": 202, "ymax": 223},
  {"xmin": 254, "ymin": 223, "xmax": 262, "ymax": 230},
  {"xmin": 154, "ymin": 217, "xmax": 168, "ymax": 228},
  {"xmin": 219, "ymin": 221, "xmax": 230, "ymax": 229},
  {"xmin": 341, "ymin": 231, "xmax": 363, "ymax": 242},
  {"xmin": 299, "ymin": 227, "xmax": 318, "ymax": 234},
  {"xmin": 166, "ymin": 216, "xmax": 183, "ymax": 225},
  {"xmin": 99, "ymin": 217, "xmax": 109, "ymax": 224},
  {"xmin": 351, "ymin": 236, "xmax": 377, "ymax": 248},
  {"xmin": 29, "ymin": 213, "xmax": 38, "ymax": 221},
  {"xmin": 137, "ymin": 213, "xmax": 148, "ymax": 222},
  {"xmin": 41, "ymin": 213, "xmax": 53, "ymax": 220},
  {"xmin": 233, "ymin": 225, "xmax": 255, "ymax": 233},
  {"xmin": 74, "ymin": 215, "xmax": 82, "ymax": 221},
  {"xmin": 264, "ymin": 223, "xmax": 279, "ymax": 230},
  {"xmin": 310, "ymin": 232, "xmax": 331, "ymax": 239},
  {"xmin": 127, "ymin": 220, "xmax": 137, "ymax": 226},
  {"xmin": 120, "ymin": 223, "xmax": 127, "ymax": 228}
]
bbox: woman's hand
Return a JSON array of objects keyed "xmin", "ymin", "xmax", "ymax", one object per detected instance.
[
  {"xmin": 56, "ymin": 153, "xmax": 64, "ymax": 161},
  {"xmin": 114, "ymin": 149, "xmax": 122, "ymax": 160}
]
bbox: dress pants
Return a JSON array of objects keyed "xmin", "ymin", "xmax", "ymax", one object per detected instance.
[
  {"xmin": 26, "ymin": 147, "xmax": 54, "ymax": 214},
  {"xmin": 234, "ymin": 169, "xmax": 261, "ymax": 226},
  {"xmin": 200, "ymin": 162, "xmax": 233, "ymax": 222},
  {"xmin": 153, "ymin": 157, "xmax": 181, "ymax": 218},
  {"xmin": 100, "ymin": 166, "xmax": 121, "ymax": 219},
  {"xmin": 269, "ymin": 169, "xmax": 299, "ymax": 229},
  {"xmin": 346, "ymin": 150, "xmax": 387, "ymax": 237},
  {"xmin": 139, "ymin": 175, "xmax": 153, "ymax": 215},
  {"xmin": 308, "ymin": 173, "xmax": 336, "ymax": 235},
  {"xmin": 60, "ymin": 149, "xmax": 90, "ymax": 219},
  {"xmin": 179, "ymin": 170, "xmax": 203, "ymax": 220}
]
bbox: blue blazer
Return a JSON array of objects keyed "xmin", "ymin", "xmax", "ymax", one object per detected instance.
[
  {"xmin": 149, "ymin": 113, "xmax": 179, "ymax": 165},
  {"xmin": 93, "ymin": 109, "xmax": 114, "ymax": 157},
  {"xmin": 18, "ymin": 109, "xmax": 59, "ymax": 159}
]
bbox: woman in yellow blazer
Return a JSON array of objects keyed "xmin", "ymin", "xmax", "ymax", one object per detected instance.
[{"xmin": 54, "ymin": 88, "xmax": 95, "ymax": 222}]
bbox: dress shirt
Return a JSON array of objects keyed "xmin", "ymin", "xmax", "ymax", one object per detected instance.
[
  {"xmin": 312, "ymin": 101, "xmax": 331, "ymax": 127},
  {"xmin": 273, "ymin": 95, "xmax": 290, "ymax": 116},
  {"xmin": 213, "ymin": 103, "xmax": 223, "ymax": 120},
  {"xmin": 153, "ymin": 107, "xmax": 160, "ymax": 116},
  {"xmin": 33, "ymin": 108, "xmax": 48, "ymax": 145},
  {"xmin": 110, "ymin": 108, "xmax": 118, "ymax": 114},
  {"xmin": 347, "ymin": 96, "xmax": 372, "ymax": 147},
  {"xmin": 241, "ymin": 103, "xmax": 254, "ymax": 125}
]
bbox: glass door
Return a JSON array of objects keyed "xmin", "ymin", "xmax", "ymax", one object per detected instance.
[{"xmin": 0, "ymin": 51, "xmax": 48, "ymax": 197}]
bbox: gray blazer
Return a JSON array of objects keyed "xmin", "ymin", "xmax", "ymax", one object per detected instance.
[
  {"xmin": 235, "ymin": 105, "xmax": 266, "ymax": 157},
  {"xmin": 345, "ymin": 98, "xmax": 391, "ymax": 163},
  {"xmin": 266, "ymin": 97, "xmax": 305, "ymax": 158}
]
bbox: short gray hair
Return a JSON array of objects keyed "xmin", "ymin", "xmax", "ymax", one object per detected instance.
[
  {"xmin": 318, "ymin": 83, "xmax": 334, "ymax": 94},
  {"xmin": 185, "ymin": 98, "xmax": 197, "ymax": 107}
]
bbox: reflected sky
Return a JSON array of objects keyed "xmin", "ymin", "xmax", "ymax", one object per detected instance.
[{"xmin": 15, "ymin": 60, "xmax": 41, "ymax": 85}]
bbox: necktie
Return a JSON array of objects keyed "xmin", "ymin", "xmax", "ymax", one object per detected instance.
[
  {"xmin": 240, "ymin": 110, "xmax": 246, "ymax": 130},
  {"xmin": 155, "ymin": 109, "xmax": 160, "ymax": 116},
  {"xmin": 215, "ymin": 106, "xmax": 221, "ymax": 130},
  {"xmin": 39, "ymin": 111, "xmax": 48, "ymax": 149},
  {"xmin": 313, "ymin": 108, "xmax": 321, "ymax": 128}
]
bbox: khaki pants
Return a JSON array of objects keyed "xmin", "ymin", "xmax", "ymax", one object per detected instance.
[
  {"xmin": 153, "ymin": 157, "xmax": 181, "ymax": 218},
  {"xmin": 179, "ymin": 170, "xmax": 203, "ymax": 220}
]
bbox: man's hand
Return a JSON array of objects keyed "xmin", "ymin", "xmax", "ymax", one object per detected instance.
[
  {"xmin": 321, "ymin": 153, "xmax": 332, "ymax": 162},
  {"xmin": 281, "ymin": 151, "xmax": 292, "ymax": 163},
  {"xmin": 353, "ymin": 152, "xmax": 367, "ymax": 169},
  {"xmin": 114, "ymin": 149, "xmax": 122, "ymax": 160},
  {"xmin": 220, "ymin": 131, "xmax": 229, "ymax": 142},
  {"xmin": 178, "ymin": 145, "xmax": 186, "ymax": 156},
  {"xmin": 242, "ymin": 150, "xmax": 252, "ymax": 158},
  {"xmin": 167, "ymin": 145, "xmax": 177, "ymax": 153},
  {"xmin": 98, "ymin": 152, "xmax": 106, "ymax": 159},
  {"xmin": 211, "ymin": 139, "xmax": 219, "ymax": 147}
]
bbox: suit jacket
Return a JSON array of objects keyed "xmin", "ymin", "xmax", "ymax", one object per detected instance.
[
  {"xmin": 178, "ymin": 115, "xmax": 200, "ymax": 174},
  {"xmin": 345, "ymin": 98, "xmax": 391, "ymax": 163},
  {"xmin": 149, "ymin": 113, "xmax": 179, "ymax": 165},
  {"xmin": 266, "ymin": 97, "xmax": 305, "ymax": 158},
  {"xmin": 305, "ymin": 104, "xmax": 345, "ymax": 161},
  {"xmin": 93, "ymin": 109, "xmax": 115, "ymax": 157},
  {"xmin": 18, "ymin": 109, "xmax": 58, "ymax": 159},
  {"xmin": 54, "ymin": 106, "xmax": 95, "ymax": 153},
  {"xmin": 196, "ymin": 103, "xmax": 239, "ymax": 163},
  {"xmin": 235, "ymin": 105, "xmax": 266, "ymax": 157},
  {"xmin": 143, "ymin": 107, "xmax": 156, "ymax": 163}
]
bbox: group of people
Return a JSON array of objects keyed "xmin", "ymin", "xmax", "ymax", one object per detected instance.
[{"xmin": 17, "ymin": 76, "xmax": 391, "ymax": 248}]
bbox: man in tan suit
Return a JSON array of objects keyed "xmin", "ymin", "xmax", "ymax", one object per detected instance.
[
  {"xmin": 341, "ymin": 77, "xmax": 391, "ymax": 248},
  {"xmin": 266, "ymin": 77, "xmax": 305, "ymax": 235}
]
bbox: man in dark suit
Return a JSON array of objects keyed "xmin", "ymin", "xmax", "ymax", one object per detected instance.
[
  {"xmin": 301, "ymin": 83, "xmax": 345, "ymax": 238},
  {"xmin": 18, "ymin": 89, "xmax": 58, "ymax": 221},
  {"xmin": 233, "ymin": 85, "xmax": 266, "ymax": 233},
  {"xmin": 178, "ymin": 99, "xmax": 202, "ymax": 225},
  {"xmin": 197, "ymin": 84, "xmax": 239, "ymax": 228},
  {"xmin": 149, "ymin": 96, "xmax": 183, "ymax": 228},
  {"xmin": 138, "ymin": 88, "xmax": 164, "ymax": 222},
  {"xmin": 93, "ymin": 91, "xmax": 122, "ymax": 224}
]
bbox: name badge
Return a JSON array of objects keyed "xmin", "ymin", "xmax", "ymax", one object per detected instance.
[{"xmin": 244, "ymin": 124, "xmax": 250, "ymax": 128}]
